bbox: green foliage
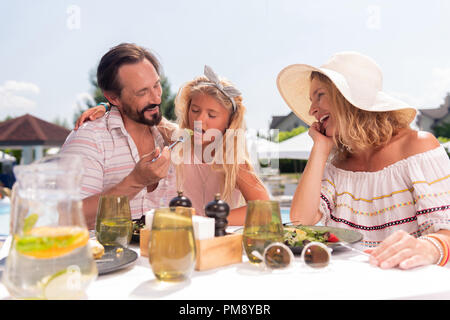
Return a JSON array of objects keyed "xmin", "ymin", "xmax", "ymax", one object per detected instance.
[
  {"xmin": 275, "ymin": 126, "xmax": 308, "ymax": 142},
  {"xmin": 160, "ymin": 76, "xmax": 176, "ymax": 121},
  {"xmin": 433, "ymin": 122, "xmax": 450, "ymax": 139},
  {"xmin": 438, "ymin": 136, "xmax": 450, "ymax": 157},
  {"xmin": 1, "ymin": 149, "xmax": 21, "ymax": 164},
  {"xmin": 1, "ymin": 115, "xmax": 13, "ymax": 123},
  {"xmin": 279, "ymin": 159, "xmax": 308, "ymax": 173}
]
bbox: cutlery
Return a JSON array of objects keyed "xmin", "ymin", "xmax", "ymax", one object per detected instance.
[
  {"xmin": 335, "ymin": 242, "xmax": 371, "ymax": 257},
  {"xmin": 143, "ymin": 136, "xmax": 184, "ymax": 162}
]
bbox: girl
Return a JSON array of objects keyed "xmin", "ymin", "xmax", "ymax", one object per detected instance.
[
  {"xmin": 75, "ymin": 66, "xmax": 269, "ymax": 225},
  {"xmin": 277, "ymin": 51, "xmax": 450, "ymax": 269}
]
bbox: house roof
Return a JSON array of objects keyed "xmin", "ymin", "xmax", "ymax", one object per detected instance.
[
  {"xmin": 419, "ymin": 94, "xmax": 450, "ymax": 120},
  {"xmin": 269, "ymin": 115, "xmax": 287, "ymax": 129},
  {"xmin": 0, "ymin": 114, "xmax": 71, "ymax": 147},
  {"xmin": 270, "ymin": 112, "xmax": 308, "ymax": 130}
]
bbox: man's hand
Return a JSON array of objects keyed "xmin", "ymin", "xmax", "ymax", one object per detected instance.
[{"xmin": 128, "ymin": 146, "xmax": 171, "ymax": 190}]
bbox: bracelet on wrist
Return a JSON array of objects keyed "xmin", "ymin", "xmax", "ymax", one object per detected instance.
[
  {"xmin": 99, "ymin": 102, "xmax": 110, "ymax": 112},
  {"xmin": 419, "ymin": 235, "xmax": 448, "ymax": 266}
]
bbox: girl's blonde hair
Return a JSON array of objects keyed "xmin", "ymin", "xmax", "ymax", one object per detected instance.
[
  {"xmin": 174, "ymin": 76, "xmax": 264, "ymax": 202},
  {"xmin": 310, "ymin": 71, "xmax": 412, "ymax": 160}
]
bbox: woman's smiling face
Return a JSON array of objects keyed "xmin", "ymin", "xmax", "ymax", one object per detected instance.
[
  {"xmin": 188, "ymin": 93, "xmax": 231, "ymax": 146},
  {"xmin": 308, "ymin": 77, "xmax": 336, "ymax": 137}
]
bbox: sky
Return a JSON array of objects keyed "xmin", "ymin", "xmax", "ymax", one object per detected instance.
[{"xmin": 1, "ymin": 0, "xmax": 450, "ymax": 133}]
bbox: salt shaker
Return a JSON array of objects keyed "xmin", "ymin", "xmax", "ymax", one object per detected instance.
[{"xmin": 204, "ymin": 193, "xmax": 230, "ymax": 237}]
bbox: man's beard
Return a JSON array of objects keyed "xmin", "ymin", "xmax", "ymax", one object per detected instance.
[{"xmin": 121, "ymin": 102, "xmax": 162, "ymax": 126}]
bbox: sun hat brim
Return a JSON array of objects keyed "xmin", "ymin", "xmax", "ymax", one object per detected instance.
[{"xmin": 276, "ymin": 64, "xmax": 417, "ymax": 126}]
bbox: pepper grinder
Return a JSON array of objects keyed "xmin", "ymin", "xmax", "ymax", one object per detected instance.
[
  {"xmin": 204, "ymin": 193, "xmax": 230, "ymax": 237},
  {"xmin": 169, "ymin": 191, "xmax": 192, "ymax": 208}
]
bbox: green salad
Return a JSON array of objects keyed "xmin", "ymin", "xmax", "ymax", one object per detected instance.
[{"xmin": 283, "ymin": 226, "xmax": 339, "ymax": 247}]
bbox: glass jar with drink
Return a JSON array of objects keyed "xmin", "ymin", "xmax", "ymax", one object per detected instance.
[{"xmin": 2, "ymin": 155, "xmax": 98, "ymax": 299}]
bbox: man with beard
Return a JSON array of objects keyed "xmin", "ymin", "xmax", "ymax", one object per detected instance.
[{"xmin": 61, "ymin": 43, "xmax": 177, "ymax": 229}]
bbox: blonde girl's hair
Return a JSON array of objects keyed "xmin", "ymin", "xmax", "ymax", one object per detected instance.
[
  {"xmin": 310, "ymin": 71, "xmax": 412, "ymax": 160},
  {"xmin": 174, "ymin": 76, "xmax": 266, "ymax": 203}
]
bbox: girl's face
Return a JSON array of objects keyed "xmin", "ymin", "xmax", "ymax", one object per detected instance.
[
  {"xmin": 188, "ymin": 93, "xmax": 231, "ymax": 146},
  {"xmin": 308, "ymin": 78, "xmax": 336, "ymax": 137}
]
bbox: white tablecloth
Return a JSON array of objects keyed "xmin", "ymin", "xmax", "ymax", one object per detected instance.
[{"xmin": 1, "ymin": 239, "xmax": 449, "ymax": 300}]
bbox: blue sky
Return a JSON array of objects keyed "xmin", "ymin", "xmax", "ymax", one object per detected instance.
[{"xmin": 1, "ymin": 0, "xmax": 450, "ymax": 132}]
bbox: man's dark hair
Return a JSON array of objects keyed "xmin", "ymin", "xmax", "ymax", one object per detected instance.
[{"xmin": 97, "ymin": 43, "xmax": 161, "ymax": 96}]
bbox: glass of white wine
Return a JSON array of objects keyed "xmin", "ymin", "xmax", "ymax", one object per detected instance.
[
  {"xmin": 148, "ymin": 207, "xmax": 196, "ymax": 282},
  {"xmin": 95, "ymin": 195, "xmax": 132, "ymax": 248},
  {"xmin": 242, "ymin": 200, "xmax": 284, "ymax": 264}
]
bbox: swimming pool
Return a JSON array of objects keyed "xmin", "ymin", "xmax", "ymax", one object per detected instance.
[
  {"xmin": 280, "ymin": 207, "xmax": 291, "ymax": 224},
  {"xmin": 0, "ymin": 203, "xmax": 291, "ymax": 236},
  {"xmin": 0, "ymin": 199, "xmax": 10, "ymax": 236}
]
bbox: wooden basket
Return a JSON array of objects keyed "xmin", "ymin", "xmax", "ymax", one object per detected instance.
[{"xmin": 140, "ymin": 229, "xmax": 243, "ymax": 271}]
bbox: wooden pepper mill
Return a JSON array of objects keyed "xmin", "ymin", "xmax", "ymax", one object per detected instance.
[
  {"xmin": 169, "ymin": 191, "xmax": 192, "ymax": 208},
  {"xmin": 205, "ymin": 193, "xmax": 230, "ymax": 237}
]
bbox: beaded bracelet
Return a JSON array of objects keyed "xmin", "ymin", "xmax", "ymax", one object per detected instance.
[
  {"xmin": 99, "ymin": 102, "xmax": 110, "ymax": 112},
  {"xmin": 419, "ymin": 236, "xmax": 448, "ymax": 266},
  {"xmin": 427, "ymin": 234, "xmax": 449, "ymax": 267}
]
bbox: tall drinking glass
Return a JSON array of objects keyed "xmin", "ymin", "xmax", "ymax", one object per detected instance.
[
  {"xmin": 242, "ymin": 200, "xmax": 284, "ymax": 264},
  {"xmin": 95, "ymin": 195, "xmax": 132, "ymax": 248},
  {"xmin": 149, "ymin": 207, "xmax": 196, "ymax": 281},
  {"xmin": 2, "ymin": 155, "xmax": 97, "ymax": 300}
]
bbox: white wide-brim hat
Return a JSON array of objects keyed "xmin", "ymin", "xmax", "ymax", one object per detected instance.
[{"xmin": 276, "ymin": 51, "xmax": 417, "ymax": 126}]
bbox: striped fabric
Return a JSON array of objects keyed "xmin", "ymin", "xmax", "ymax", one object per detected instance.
[
  {"xmin": 61, "ymin": 107, "xmax": 177, "ymax": 219},
  {"xmin": 318, "ymin": 146, "xmax": 450, "ymax": 248}
]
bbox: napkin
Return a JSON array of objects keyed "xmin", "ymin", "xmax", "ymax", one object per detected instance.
[{"xmin": 143, "ymin": 210, "xmax": 214, "ymax": 240}]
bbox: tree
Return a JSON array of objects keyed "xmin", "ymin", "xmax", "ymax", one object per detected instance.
[
  {"xmin": 73, "ymin": 68, "xmax": 177, "ymax": 125},
  {"xmin": 433, "ymin": 122, "xmax": 450, "ymax": 139},
  {"xmin": 275, "ymin": 125, "xmax": 308, "ymax": 142},
  {"xmin": 160, "ymin": 76, "xmax": 176, "ymax": 121}
]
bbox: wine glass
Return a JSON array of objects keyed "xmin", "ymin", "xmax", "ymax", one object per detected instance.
[
  {"xmin": 148, "ymin": 207, "xmax": 196, "ymax": 281},
  {"xmin": 95, "ymin": 195, "xmax": 132, "ymax": 248},
  {"xmin": 242, "ymin": 200, "xmax": 284, "ymax": 264}
]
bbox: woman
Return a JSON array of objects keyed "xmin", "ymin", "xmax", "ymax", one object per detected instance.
[
  {"xmin": 277, "ymin": 51, "xmax": 449, "ymax": 269},
  {"xmin": 75, "ymin": 66, "xmax": 269, "ymax": 225}
]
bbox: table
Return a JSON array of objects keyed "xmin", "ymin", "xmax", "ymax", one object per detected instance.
[{"xmin": 1, "ymin": 238, "xmax": 449, "ymax": 300}]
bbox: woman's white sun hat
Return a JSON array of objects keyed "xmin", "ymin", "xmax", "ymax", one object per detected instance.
[{"xmin": 276, "ymin": 51, "xmax": 417, "ymax": 126}]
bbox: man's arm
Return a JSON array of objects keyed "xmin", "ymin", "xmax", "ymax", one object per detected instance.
[
  {"xmin": 61, "ymin": 126, "xmax": 171, "ymax": 229},
  {"xmin": 81, "ymin": 148, "xmax": 170, "ymax": 228}
]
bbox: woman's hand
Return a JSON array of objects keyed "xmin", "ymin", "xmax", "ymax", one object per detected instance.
[
  {"xmin": 365, "ymin": 230, "xmax": 441, "ymax": 270},
  {"xmin": 74, "ymin": 105, "xmax": 107, "ymax": 130},
  {"xmin": 309, "ymin": 121, "xmax": 334, "ymax": 156}
]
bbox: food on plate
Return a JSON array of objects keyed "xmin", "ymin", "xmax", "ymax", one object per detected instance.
[
  {"xmin": 283, "ymin": 225, "xmax": 340, "ymax": 247},
  {"xmin": 89, "ymin": 239, "xmax": 105, "ymax": 259}
]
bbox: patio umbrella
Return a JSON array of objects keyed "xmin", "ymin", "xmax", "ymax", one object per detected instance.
[{"xmin": 277, "ymin": 131, "xmax": 313, "ymax": 160}]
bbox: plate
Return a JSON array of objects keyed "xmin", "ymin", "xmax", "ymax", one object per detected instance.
[
  {"xmin": 235, "ymin": 225, "xmax": 363, "ymax": 255},
  {"xmin": 283, "ymin": 224, "xmax": 363, "ymax": 254},
  {"xmin": 95, "ymin": 246, "xmax": 138, "ymax": 275}
]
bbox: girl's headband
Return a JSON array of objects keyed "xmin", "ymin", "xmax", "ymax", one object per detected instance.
[{"xmin": 198, "ymin": 65, "xmax": 242, "ymax": 112}]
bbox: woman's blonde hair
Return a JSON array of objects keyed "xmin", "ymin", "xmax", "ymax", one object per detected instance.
[
  {"xmin": 174, "ymin": 76, "xmax": 264, "ymax": 202},
  {"xmin": 310, "ymin": 71, "xmax": 412, "ymax": 160}
]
